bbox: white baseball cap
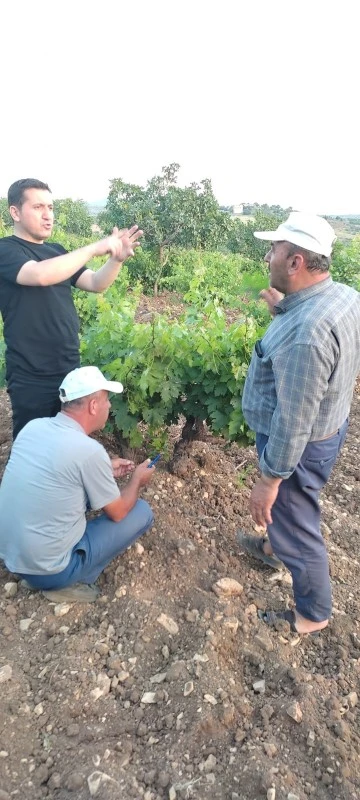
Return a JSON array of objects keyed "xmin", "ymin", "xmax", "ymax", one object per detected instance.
[
  {"xmin": 59, "ymin": 366, "xmax": 123, "ymax": 402},
  {"xmin": 254, "ymin": 211, "xmax": 336, "ymax": 257}
]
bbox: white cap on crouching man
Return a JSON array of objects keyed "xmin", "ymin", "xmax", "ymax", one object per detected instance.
[
  {"xmin": 253, "ymin": 211, "xmax": 337, "ymax": 257},
  {"xmin": 59, "ymin": 366, "xmax": 123, "ymax": 402}
]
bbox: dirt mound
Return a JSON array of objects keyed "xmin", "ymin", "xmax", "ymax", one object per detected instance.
[{"xmin": 0, "ymin": 387, "xmax": 359, "ymax": 800}]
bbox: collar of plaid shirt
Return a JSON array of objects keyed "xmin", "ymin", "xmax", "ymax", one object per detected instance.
[{"xmin": 273, "ymin": 276, "xmax": 333, "ymax": 315}]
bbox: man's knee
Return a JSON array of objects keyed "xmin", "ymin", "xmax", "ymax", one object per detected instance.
[{"xmin": 134, "ymin": 499, "xmax": 154, "ymax": 532}]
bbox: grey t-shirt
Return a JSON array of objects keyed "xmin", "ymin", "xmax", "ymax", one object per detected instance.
[{"xmin": 0, "ymin": 413, "xmax": 120, "ymax": 574}]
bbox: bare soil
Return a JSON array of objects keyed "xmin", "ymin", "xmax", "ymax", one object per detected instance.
[{"xmin": 0, "ymin": 335, "xmax": 359, "ymax": 799}]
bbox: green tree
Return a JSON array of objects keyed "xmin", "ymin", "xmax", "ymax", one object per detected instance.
[
  {"xmin": 99, "ymin": 164, "xmax": 231, "ymax": 294},
  {"xmin": 331, "ymin": 236, "xmax": 360, "ymax": 288},
  {"xmin": 243, "ymin": 202, "xmax": 293, "ymax": 217},
  {"xmin": 0, "ymin": 198, "xmax": 12, "ymax": 229},
  {"xmin": 53, "ymin": 198, "xmax": 93, "ymax": 237},
  {"xmin": 227, "ymin": 210, "xmax": 286, "ymax": 264}
]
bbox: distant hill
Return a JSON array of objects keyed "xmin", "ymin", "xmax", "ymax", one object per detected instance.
[
  {"xmin": 240, "ymin": 205, "xmax": 360, "ymax": 242},
  {"xmin": 326, "ymin": 216, "xmax": 360, "ymax": 241},
  {"xmin": 327, "ymin": 214, "xmax": 360, "ymax": 219}
]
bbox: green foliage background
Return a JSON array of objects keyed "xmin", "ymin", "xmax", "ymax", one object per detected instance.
[{"xmin": 0, "ymin": 171, "xmax": 359, "ymax": 451}]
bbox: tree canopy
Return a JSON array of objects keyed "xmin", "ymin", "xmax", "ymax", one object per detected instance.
[
  {"xmin": 53, "ymin": 198, "xmax": 93, "ymax": 237},
  {"xmin": 99, "ymin": 164, "xmax": 233, "ymax": 293},
  {"xmin": 100, "ymin": 163, "xmax": 231, "ymax": 253},
  {"xmin": 227, "ymin": 209, "xmax": 288, "ymax": 262},
  {"xmin": 0, "ymin": 198, "xmax": 12, "ymax": 228}
]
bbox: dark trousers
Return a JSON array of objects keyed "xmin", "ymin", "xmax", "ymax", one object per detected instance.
[
  {"xmin": 256, "ymin": 419, "xmax": 348, "ymax": 622},
  {"xmin": 7, "ymin": 375, "xmax": 64, "ymax": 440}
]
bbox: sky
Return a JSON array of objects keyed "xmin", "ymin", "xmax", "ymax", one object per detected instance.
[{"xmin": 1, "ymin": 0, "xmax": 359, "ymax": 214}]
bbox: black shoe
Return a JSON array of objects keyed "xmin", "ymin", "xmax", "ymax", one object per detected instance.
[{"xmin": 236, "ymin": 531, "xmax": 283, "ymax": 570}]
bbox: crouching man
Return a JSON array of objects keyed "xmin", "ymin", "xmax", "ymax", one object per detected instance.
[{"xmin": 0, "ymin": 366, "xmax": 155, "ymax": 602}]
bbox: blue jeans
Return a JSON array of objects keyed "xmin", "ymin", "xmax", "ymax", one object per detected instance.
[
  {"xmin": 256, "ymin": 419, "xmax": 348, "ymax": 622},
  {"xmin": 20, "ymin": 499, "xmax": 154, "ymax": 590}
]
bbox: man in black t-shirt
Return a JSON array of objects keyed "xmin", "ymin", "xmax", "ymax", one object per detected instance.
[{"xmin": 0, "ymin": 178, "xmax": 142, "ymax": 439}]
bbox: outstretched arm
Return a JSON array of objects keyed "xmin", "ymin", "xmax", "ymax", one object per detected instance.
[{"xmin": 16, "ymin": 227, "xmax": 130, "ymax": 287}]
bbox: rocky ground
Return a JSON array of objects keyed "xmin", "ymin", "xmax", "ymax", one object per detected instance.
[{"xmin": 0, "ymin": 379, "xmax": 359, "ymax": 800}]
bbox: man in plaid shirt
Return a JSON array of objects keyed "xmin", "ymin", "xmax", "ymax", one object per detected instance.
[{"xmin": 239, "ymin": 212, "xmax": 360, "ymax": 635}]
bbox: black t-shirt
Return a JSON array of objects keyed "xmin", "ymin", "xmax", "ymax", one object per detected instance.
[{"xmin": 0, "ymin": 235, "xmax": 86, "ymax": 379}]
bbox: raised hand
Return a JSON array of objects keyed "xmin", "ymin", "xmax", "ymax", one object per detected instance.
[
  {"xmin": 93, "ymin": 227, "xmax": 126, "ymax": 259},
  {"xmin": 93, "ymin": 226, "xmax": 143, "ymax": 262},
  {"xmin": 118, "ymin": 225, "xmax": 143, "ymax": 262},
  {"xmin": 259, "ymin": 288, "xmax": 284, "ymax": 316}
]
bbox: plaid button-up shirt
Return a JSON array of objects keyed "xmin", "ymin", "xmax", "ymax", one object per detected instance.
[{"xmin": 242, "ymin": 277, "xmax": 360, "ymax": 478}]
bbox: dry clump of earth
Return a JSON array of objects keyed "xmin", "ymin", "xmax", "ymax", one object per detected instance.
[{"xmin": 0, "ymin": 374, "xmax": 359, "ymax": 800}]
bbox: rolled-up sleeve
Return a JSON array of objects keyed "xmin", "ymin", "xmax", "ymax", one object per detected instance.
[{"xmin": 80, "ymin": 450, "xmax": 120, "ymax": 510}]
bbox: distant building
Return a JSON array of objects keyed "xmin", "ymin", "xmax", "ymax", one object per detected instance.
[
  {"xmin": 91, "ymin": 223, "xmax": 102, "ymax": 234},
  {"xmin": 231, "ymin": 204, "xmax": 244, "ymax": 217}
]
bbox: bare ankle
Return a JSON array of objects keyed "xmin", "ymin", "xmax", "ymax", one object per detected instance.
[
  {"xmin": 294, "ymin": 611, "xmax": 329, "ymax": 634},
  {"xmin": 263, "ymin": 540, "xmax": 274, "ymax": 557}
]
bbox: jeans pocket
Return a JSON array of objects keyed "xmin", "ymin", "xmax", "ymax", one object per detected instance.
[
  {"xmin": 304, "ymin": 454, "xmax": 338, "ymax": 489},
  {"xmin": 302, "ymin": 427, "xmax": 347, "ymax": 489}
]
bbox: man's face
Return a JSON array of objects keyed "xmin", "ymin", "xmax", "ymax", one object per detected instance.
[
  {"xmin": 10, "ymin": 188, "xmax": 54, "ymax": 243},
  {"xmin": 94, "ymin": 390, "xmax": 111, "ymax": 429},
  {"xmin": 264, "ymin": 241, "xmax": 293, "ymax": 294}
]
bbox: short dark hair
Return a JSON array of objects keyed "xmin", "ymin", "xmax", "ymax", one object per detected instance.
[
  {"xmin": 286, "ymin": 242, "xmax": 331, "ymax": 273},
  {"xmin": 8, "ymin": 179, "xmax": 52, "ymax": 208},
  {"xmin": 61, "ymin": 391, "xmax": 100, "ymax": 410},
  {"xmin": 60, "ymin": 396, "xmax": 88, "ymax": 410}
]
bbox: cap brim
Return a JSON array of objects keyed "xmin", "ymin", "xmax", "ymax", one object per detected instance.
[
  {"xmin": 253, "ymin": 230, "xmax": 279, "ymax": 241},
  {"xmin": 104, "ymin": 380, "xmax": 123, "ymax": 394}
]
